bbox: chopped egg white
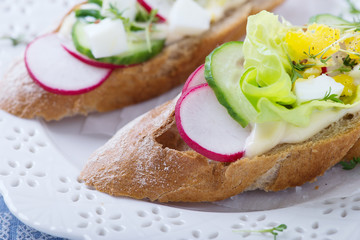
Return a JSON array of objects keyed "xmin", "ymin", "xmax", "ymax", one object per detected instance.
[
  {"xmin": 294, "ymin": 74, "xmax": 344, "ymax": 104},
  {"xmin": 349, "ymin": 64, "xmax": 360, "ymax": 85},
  {"xmin": 101, "ymin": 0, "xmax": 137, "ymax": 20},
  {"xmin": 85, "ymin": 19, "xmax": 128, "ymax": 58},
  {"xmin": 168, "ymin": 0, "xmax": 211, "ymax": 37}
]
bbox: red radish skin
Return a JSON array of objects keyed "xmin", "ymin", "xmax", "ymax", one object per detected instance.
[
  {"xmin": 61, "ymin": 41, "xmax": 137, "ymax": 69},
  {"xmin": 25, "ymin": 34, "xmax": 112, "ymax": 95},
  {"xmin": 321, "ymin": 67, "xmax": 327, "ymax": 74},
  {"xmin": 182, "ymin": 64, "xmax": 206, "ymax": 93},
  {"xmin": 137, "ymin": 0, "xmax": 167, "ymax": 22},
  {"xmin": 175, "ymin": 83, "xmax": 249, "ymax": 162}
]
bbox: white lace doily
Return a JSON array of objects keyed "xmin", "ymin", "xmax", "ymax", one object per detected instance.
[{"xmin": 1, "ymin": 0, "xmax": 360, "ymax": 239}]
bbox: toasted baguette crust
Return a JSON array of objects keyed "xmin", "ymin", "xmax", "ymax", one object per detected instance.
[
  {"xmin": 0, "ymin": 0, "xmax": 284, "ymax": 121},
  {"xmin": 79, "ymin": 98, "xmax": 360, "ymax": 202}
]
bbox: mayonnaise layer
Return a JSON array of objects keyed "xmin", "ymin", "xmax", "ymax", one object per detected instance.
[{"xmin": 244, "ymin": 103, "xmax": 360, "ymax": 157}]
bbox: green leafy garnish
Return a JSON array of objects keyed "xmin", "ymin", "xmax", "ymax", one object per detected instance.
[
  {"xmin": 1, "ymin": 35, "xmax": 27, "ymax": 46},
  {"xmin": 134, "ymin": 5, "xmax": 160, "ymax": 52},
  {"xmin": 135, "ymin": 4, "xmax": 158, "ymax": 23},
  {"xmin": 340, "ymin": 157, "xmax": 360, "ymax": 170},
  {"xmin": 346, "ymin": 0, "xmax": 360, "ymax": 15},
  {"xmin": 335, "ymin": 55, "xmax": 358, "ymax": 73},
  {"xmin": 303, "ymin": 47, "xmax": 332, "ymax": 65},
  {"xmin": 108, "ymin": 4, "xmax": 132, "ymax": 32},
  {"xmin": 290, "ymin": 66, "xmax": 303, "ymax": 83},
  {"xmin": 321, "ymin": 55, "xmax": 332, "ymax": 64},
  {"xmin": 344, "ymin": 54, "xmax": 358, "ymax": 68},
  {"xmin": 288, "ymin": 57, "xmax": 315, "ymax": 82},
  {"xmin": 260, "ymin": 224, "xmax": 288, "ymax": 240},
  {"xmin": 144, "ymin": 9, "xmax": 158, "ymax": 52},
  {"xmin": 236, "ymin": 224, "xmax": 288, "ymax": 240},
  {"xmin": 107, "ymin": 4, "xmax": 159, "ymax": 52},
  {"xmin": 292, "ymin": 60, "xmax": 316, "ymax": 72},
  {"xmin": 320, "ymin": 87, "xmax": 344, "ymax": 103}
]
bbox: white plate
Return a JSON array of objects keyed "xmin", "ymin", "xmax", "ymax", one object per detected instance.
[{"xmin": 2, "ymin": 0, "xmax": 360, "ymax": 239}]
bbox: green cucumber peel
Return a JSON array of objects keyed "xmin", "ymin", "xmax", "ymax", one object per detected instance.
[
  {"xmin": 75, "ymin": 9, "xmax": 103, "ymax": 20},
  {"xmin": 94, "ymin": 39, "xmax": 165, "ymax": 65},
  {"xmin": 72, "ymin": 21, "xmax": 94, "ymax": 58},
  {"xmin": 309, "ymin": 13, "xmax": 350, "ymax": 25},
  {"xmin": 205, "ymin": 41, "xmax": 257, "ymax": 128},
  {"xmin": 87, "ymin": 0, "xmax": 102, "ymax": 7},
  {"xmin": 309, "ymin": 13, "xmax": 360, "ymax": 32},
  {"xmin": 204, "ymin": 11, "xmax": 360, "ymax": 128}
]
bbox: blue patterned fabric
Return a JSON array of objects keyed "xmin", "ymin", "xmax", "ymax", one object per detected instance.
[{"xmin": 0, "ymin": 195, "xmax": 66, "ymax": 240}]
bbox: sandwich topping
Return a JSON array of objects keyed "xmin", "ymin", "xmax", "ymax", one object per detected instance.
[
  {"xmin": 24, "ymin": 0, "xmax": 247, "ymax": 95},
  {"xmin": 58, "ymin": 0, "xmax": 247, "ymax": 65},
  {"xmin": 175, "ymin": 11, "xmax": 360, "ymax": 161}
]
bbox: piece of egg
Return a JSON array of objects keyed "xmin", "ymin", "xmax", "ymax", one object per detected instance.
[
  {"xmin": 101, "ymin": 0, "xmax": 137, "ymax": 20},
  {"xmin": 333, "ymin": 74, "xmax": 355, "ymax": 97},
  {"xmin": 85, "ymin": 18, "xmax": 128, "ymax": 59},
  {"xmin": 349, "ymin": 64, "xmax": 360, "ymax": 85},
  {"xmin": 294, "ymin": 74, "xmax": 344, "ymax": 104},
  {"xmin": 168, "ymin": 0, "xmax": 211, "ymax": 37}
]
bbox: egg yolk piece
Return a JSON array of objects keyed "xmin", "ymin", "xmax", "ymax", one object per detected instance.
[
  {"xmin": 344, "ymin": 35, "xmax": 360, "ymax": 60},
  {"xmin": 285, "ymin": 23, "xmax": 340, "ymax": 61},
  {"xmin": 333, "ymin": 74, "xmax": 356, "ymax": 97}
]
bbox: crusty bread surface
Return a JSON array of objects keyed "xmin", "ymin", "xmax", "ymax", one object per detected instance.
[
  {"xmin": 0, "ymin": 0, "xmax": 284, "ymax": 121},
  {"xmin": 79, "ymin": 97, "xmax": 360, "ymax": 202}
]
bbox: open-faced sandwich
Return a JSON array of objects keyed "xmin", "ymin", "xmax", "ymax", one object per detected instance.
[
  {"xmin": 0, "ymin": 0, "xmax": 284, "ymax": 121},
  {"xmin": 79, "ymin": 11, "xmax": 360, "ymax": 202}
]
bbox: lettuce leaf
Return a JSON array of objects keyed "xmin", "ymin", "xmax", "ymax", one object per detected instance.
[
  {"xmin": 237, "ymin": 11, "xmax": 360, "ymax": 127},
  {"xmin": 242, "ymin": 11, "xmax": 296, "ymax": 107}
]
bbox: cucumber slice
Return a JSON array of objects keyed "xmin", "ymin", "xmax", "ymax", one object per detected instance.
[
  {"xmin": 205, "ymin": 41, "xmax": 257, "ymax": 127},
  {"xmin": 72, "ymin": 21, "xmax": 93, "ymax": 57},
  {"xmin": 75, "ymin": 9, "xmax": 103, "ymax": 19},
  {"xmin": 87, "ymin": 0, "xmax": 102, "ymax": 6},
  {"xmin": 309, "ymin": 14, "xmax": 350, "ymax": 26},
  {"xmin": 72, "ymin": 20, "xmax": 165, "ymax": 65}
]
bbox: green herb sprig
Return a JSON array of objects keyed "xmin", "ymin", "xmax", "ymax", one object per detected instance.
[
  {"xmin": 346, "ymin": 0, "xmax": 360, "ymax": 15},
  {"xmin": 343, "ymin": 54, "xmax": 358, "ymax": 68},
  {"xmin": 108, "ymin": 4, "xmax": 159, "ymax": 52},
  {"xmin": 108, "ymin": 4, "xmax": 132, "ymax": 32},
  {"xmin": 303, "ymin": 47, "xmax": 332, "ymax": 64},
  {"xmin": 144, "ymin": 9, "xmax": 158, "ymax": 52},
  {"xmin": 340, "ymin": 157, "xmax": 360, "ymax": 170},
  {"xmin": 288, "ymin": 56, "xmax": 315, "ymax": 82},
  {"xmin": 320, "ymin": 87, "xmax": 344, "ymax": 103},
  {"xmin": 236, "ymin": 224, "xmax": 287, "ymax": 240},
  {"xmin": 1, "ymin": 35, "xmax": 27, "ymax": 46},
  {"xmin": 337, "ymin": 54, "xmax": 358, "ymax": 73}
]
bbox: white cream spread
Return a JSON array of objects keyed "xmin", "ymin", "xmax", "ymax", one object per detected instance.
[{"xmin": 245, "ymin": 102, "xmax": 360, "ymax": 158}]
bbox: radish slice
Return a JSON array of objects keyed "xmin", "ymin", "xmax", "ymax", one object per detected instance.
[
  {"xmin": 175, "ymin": 84, "xmax": 250, "ymax": 162},
  {"xmin": 60, "ymin": 38, "xmax": 135, "ymax": 69},
  {"xmin": 137, "ymin": 0, "xmax": 170, "ymax": 22},
  {"xmin": 182, "ymin": 64, "xmax": 206, "ymax": 93},
  {"xmin": 25, "ymin": 34, "xmax": 112, "ymax": 95}
]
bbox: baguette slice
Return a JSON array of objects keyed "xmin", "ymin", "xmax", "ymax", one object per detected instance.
[
  {"xmin": 79, "ymin": 97, "xmax": 360, "ymax": 202},
  {"xmin": 0, "ymin": 0, "xmax": 284, "ymax": 121}
]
